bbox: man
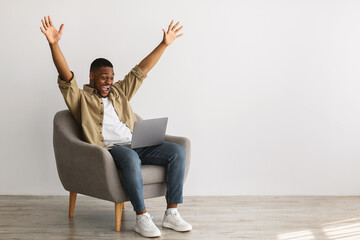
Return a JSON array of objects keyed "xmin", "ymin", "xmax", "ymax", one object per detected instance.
[{"xmin": 40, "ymin": 16, "xmax": 191, "ymax": 238}]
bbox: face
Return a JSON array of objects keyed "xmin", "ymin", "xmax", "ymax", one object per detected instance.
[{"xmin": 90, "ymin": 66, "xmax": 114, "ymax": 97}]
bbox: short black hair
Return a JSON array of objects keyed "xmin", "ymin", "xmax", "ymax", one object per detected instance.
[{"xmin": 90, "ymin": 58, "xmax": 113, "ymax": 72}]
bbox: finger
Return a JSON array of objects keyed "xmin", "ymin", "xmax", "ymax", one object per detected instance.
[
  {"xmin": 40, "ymin": 27, "xmax": 46, "ymax": 34},
  {"xmin": 176, "ymin": 33, "xmax": 184, "ymax": 38},
  {"xmin": 175, "ymin": 25, "xmax": 183, "ymax": 33},
  {"xmin": 41, "ymin": 19, "xmax": 47, "ymax": 30},
  {"xmin": 48, "ymin": 15, "xmax": 53, "ymax": 26},
  {"xmin": 44, "ymin": 16, "xmax": 50, "ymax": 28},
  {"xmin": 171, "ymin": 21, "xmax": 179, "ymax": 31},
  {"xmin": 59, "ymin": 24, "xmax": 64, "ymax": 34},
  {"xmin": 167, "ymin": 20, "xmax": 174, "ymax": 32}
]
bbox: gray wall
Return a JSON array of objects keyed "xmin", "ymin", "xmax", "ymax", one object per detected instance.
[{"xmin": 1, "ymin": 0, "xmax": 360, "ymax": 195}]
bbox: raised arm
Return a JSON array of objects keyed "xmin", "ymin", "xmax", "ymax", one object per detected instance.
[
  {"xmin": 138, "ymin": 20, "xmax": 184, "ymax": 75},
  {"xmin": 40, "ymin": 16, "xmax": 72, "ymax": 82}
]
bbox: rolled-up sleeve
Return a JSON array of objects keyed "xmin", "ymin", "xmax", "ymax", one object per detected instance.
[
  {"xmin": 112, "ymin": 65, "xmax": 147, "ymax": 101},
  {"xmin": 57, "ymin": 73, "xmax": 81, "ymax": 123}
]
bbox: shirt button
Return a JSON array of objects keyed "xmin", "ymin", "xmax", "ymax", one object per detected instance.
[
  {"xmin": 101, "ymin": 102, "xmax": 103, "ymax": 104},
  {"xmin": 99, "ymin": 123, "xmax": 102, "ymax": 126},
  {"xmin": 101, "ymin": 139, "xmax": 103, "ymax": 142},
  {"xmin": 101, "ymin": 112, "xmax": 103, "ymax": 115}
]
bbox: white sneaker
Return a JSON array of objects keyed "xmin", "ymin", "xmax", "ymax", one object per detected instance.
[
  {"xmin": 162, "ymin": 208, "xmax": 192, "ymax": 232},
  {"xmin": 135, "ymin": 212, "xmax": 161, "ymax": 238}
]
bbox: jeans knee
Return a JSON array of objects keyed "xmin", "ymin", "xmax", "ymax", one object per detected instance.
[
  {"xmin": 123, "ymin": 152, "xmax": 141, "ymax": 171},
  {"xmin": 110, "ymin": 147, "xmax": 141, "ymax": 172},
  {"xmin": 169, "ymin": 143, "xmax": 186, "ymax": 166}
]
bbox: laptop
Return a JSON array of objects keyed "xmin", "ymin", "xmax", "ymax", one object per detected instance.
[{"xmin": 115, "ymin": 117, "xmax": 168, "ymax": 149}]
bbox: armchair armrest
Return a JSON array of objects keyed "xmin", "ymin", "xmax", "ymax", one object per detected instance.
[
  {"xmin": 165, "ymin": 134, "xmax": 191, "ymax": 181},
  {"xmin": 53, "ymin": 111, "xmax": 124, "ymax": 202}
]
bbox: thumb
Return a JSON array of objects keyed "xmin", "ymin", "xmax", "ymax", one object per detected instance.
[{"xmin": 59, "ymin": 24, "xmax": 64, "ymax": 34}]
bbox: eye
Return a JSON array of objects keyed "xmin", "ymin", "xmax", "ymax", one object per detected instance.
[{"xmin": 101, "ymin": 77, "xmax": 106, "ymax": 80}]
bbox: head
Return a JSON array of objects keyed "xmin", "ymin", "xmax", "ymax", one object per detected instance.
[{"xmin": 89, "ymin": 58, "xmax": 114, "ymax": 97}]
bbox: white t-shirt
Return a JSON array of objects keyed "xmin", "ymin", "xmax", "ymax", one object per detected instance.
[{"xmin": 102, "ymin": 97, "xmax": 132, "ymax": 147}]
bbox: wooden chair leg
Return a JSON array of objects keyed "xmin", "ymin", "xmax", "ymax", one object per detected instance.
[
  {"xmin": 69, "ymin": 192, "xmax": 77, "ymax": 218},
  {"xmin": 122, "ymin": 202, "xmax": 125, "ymax": 209},
  {"xmin": 115, "ymin": 202, "xmax": 124, "ymax": 232}
]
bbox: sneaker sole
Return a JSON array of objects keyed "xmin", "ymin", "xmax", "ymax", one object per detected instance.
[
  {"xmin": 135, "ymin": 226, "xmax": 161, "ymax": 238},
  {"xmin": 162, "ymin": 222, "xmax": 192, "ymax": 232}
]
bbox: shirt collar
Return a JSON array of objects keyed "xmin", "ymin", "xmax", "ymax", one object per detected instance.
[{"xmin": 83, "ymin": 84, "xmax": 97, "ymax": 95}]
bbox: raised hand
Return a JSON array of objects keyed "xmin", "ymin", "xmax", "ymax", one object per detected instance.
[
  {"xmin": 40, "ymin": 16, "xmax": 64, "ymax": 45},
  {"xmin": 162, "ymin": 20, "xmax": 183, "ymax": 46}
]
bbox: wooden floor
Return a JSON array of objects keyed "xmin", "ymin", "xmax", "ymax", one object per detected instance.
[{"xmin": 0, "ymin": 196, "xmax": 360, "ymax": 240}]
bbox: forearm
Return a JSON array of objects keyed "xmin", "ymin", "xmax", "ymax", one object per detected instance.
[
  {"xmin": 49, "ymin": 43, "xmax": 72, "ymax": 82},
  {"xmin": 138, "ymin": 41, "xmax": 167, "ymax": 75}
]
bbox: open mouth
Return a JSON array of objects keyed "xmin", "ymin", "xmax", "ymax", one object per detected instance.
[{"xmin": 101, "ymin": 86, "xmax": 111, "ymax": 92}]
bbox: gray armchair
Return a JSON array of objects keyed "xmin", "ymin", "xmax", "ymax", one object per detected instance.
[{"xmin": 53, "ymin": 110, "xmax": 191, "ymax": 232}]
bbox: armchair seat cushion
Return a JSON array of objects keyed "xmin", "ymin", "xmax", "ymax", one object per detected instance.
[{"xmin": 117, "ymin": 165, "xmax": 166, "ymax": 185}]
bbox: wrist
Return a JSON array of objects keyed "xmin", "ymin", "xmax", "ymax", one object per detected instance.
[
  {"xmin": 160, "ymin": 41, "xmax": 169, "ymax": 47},
  {"xmin": 49, "ymin": 42, "xmax": 59, "ymax": 48}
]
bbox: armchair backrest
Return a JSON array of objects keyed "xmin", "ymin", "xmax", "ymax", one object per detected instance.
[{"xmin": 53, "ymin": 110, "xmax": 83, "ymax": 144}]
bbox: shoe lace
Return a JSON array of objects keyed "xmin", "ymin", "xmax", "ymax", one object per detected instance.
[
  {"xmin": 168, "ymin": 210, "xmax": 185, "ymax": 224},
  {"xmin": 140, "ymin": 213, "xmax": 155, "ymax": 228}
]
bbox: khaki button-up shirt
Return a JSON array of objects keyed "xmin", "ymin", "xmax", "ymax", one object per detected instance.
[{"xmin": 57, "ymin": 65, "xmax": 147, "ymax": 149}]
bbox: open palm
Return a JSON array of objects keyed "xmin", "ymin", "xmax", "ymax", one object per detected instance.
[
  {"xmin": 40, "ymin": 16, "xmax": 64, "ymax": 45},
  {"xmin": 162, "ymin": 20, "xmax": 183, "ymax": 46}
]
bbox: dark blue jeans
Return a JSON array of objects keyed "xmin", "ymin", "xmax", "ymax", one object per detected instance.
[{"xmin": 109, "ymin": 142, "xmax": 186, "ymax": 212}]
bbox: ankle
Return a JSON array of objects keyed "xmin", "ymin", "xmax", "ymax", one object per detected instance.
[
  {"xmin": 167, "ymin": 203, "xmax": 178, "ymax": 209},
  {"xmin": 136, "ymin": 209, "xmax": 147, "ymax": 215}
]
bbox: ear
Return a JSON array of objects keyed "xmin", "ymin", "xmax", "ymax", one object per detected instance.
[{"xmin": 89, "ymin": 72, "xmax": 94, "ymax": 86}]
